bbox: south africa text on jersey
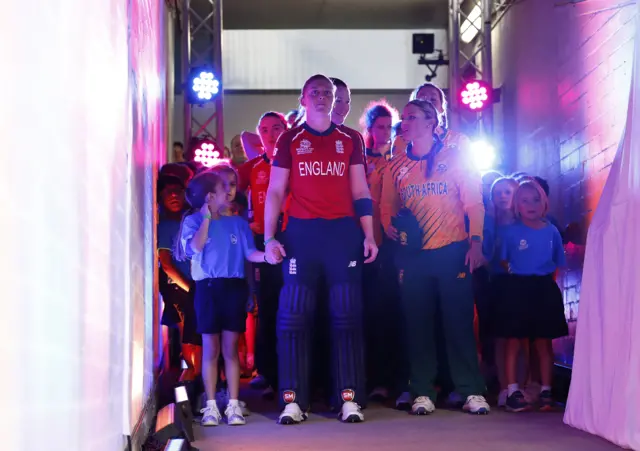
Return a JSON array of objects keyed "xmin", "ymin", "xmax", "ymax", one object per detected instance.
[
  {"xmin": 399, "ymin": 182, "xmax": 449, "ymax": 202},
  {"xmin": 298, "ymin": 161, "xmax": 346, "ymax": 177}
]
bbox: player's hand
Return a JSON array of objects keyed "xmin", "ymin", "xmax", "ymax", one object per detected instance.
[
  {"xmin": 363, "ymin": 236, "xmax": 378, "ymax": 264},
  {"xmin": 265, "ymin": 239, "xmax": 286, "ymax": 264},
  {"xmin": 385, "ymin": 224, "xmax": 399, "ymax": 241},
  {"xmin": 465, "ymin": 241, "xmax": 485, "ymax": 272},
  {"xmin": 200, "ymin": 202, "xmax": 211, "ymax": 217}
]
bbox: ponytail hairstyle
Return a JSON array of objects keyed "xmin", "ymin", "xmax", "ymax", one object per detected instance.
[
  {"xmin": 410, "ymin": 82, "xmax": 448, "ymax": 131},
  {"xmin": 359, "ymin": 99, "xmax": 399, "ymax": 150},
  {"xmin": 296, "ymin": 74, "xmax": 335, "ymax": 125},
  {"xmin": 173, "ymin": 171, "xmax": 224, "ymax": 261},
  {"xmin": 285, "ymin": 109, "xmax": 300, "ymax": 128},
  {"xmin": 405, "ymin": 99, "xmax": 443, "ymax": 178},
  {"xmin": 329, "ymin": 77, "xmax": 348, "ymax": 90}
]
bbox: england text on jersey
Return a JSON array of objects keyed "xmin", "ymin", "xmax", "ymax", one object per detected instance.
[{"xmin": 273, "ymin": 123, "xmax": 365, "ymax": 220}]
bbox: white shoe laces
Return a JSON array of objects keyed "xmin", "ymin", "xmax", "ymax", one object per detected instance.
[
  {"xmin": 200, "ymin": 405, "xmax": 221, "ymax": 420},
  {"xmin": 225, "ymin": 403, "xmax": 244, "ymax": 420}
]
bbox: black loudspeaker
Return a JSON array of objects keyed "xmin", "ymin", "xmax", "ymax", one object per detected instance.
[{"xmin": 412, "ymin": 33, "xmax": 435, "ymax": 54}]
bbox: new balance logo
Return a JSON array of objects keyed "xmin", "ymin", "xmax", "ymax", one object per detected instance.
[{"xmin": 348, "ymin": 261, "xmax": 357, "ymax": 268}]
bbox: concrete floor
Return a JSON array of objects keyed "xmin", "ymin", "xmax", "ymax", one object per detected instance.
[{"xmin": 192, "ymin": 395, "xmax": 620, "ymax": 451}]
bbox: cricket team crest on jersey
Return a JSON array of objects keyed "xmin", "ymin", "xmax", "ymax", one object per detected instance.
[
  {"xmin": 297, "ymin": 139, "xmax": 313, "ymax": 155},
  {"xmin": 399, "ymin": 231, "xmax": 408, "ymax": 246},
  {"xmin": 341, "ymin": 389, "xmax": 355, "ymax": 402},
  {"xmin": 335, "ymin": 140, "xmax": 344, "ymax": 154},
  {"xmin": 519, "ymin": 239, "xmax": 528, "ymax": 251},
  {"xmin": 436, "ymin": 163, "xmax": 448, "ymax": 173},
  {"xmin": 398, "ymin": 166, "xmax": 410, "ymax": 180},
  {"xmin": 283, "ymin": 390, "xmax": 296, "ymax": 404}
]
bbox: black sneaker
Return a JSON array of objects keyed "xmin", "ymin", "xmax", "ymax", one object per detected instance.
[
  {"xmin": 539, "ymin": 390, "xmax": 554, "ymax": 411},
  {"xmin": 506, "ymin": 390, "xmax": 529, "ymax": 412}
]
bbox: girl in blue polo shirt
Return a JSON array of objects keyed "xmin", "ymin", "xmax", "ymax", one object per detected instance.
[
  {"xmin": 176, "ymin": 169, "xmax": 270, "ymax": 427},
  {"xmin": 494, "ymin": 180, "xmax": 568, "ymax": 413}
]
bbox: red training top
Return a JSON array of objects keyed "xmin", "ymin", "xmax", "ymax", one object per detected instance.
[{"xmin": 272, "ymin": 122, "xmax": 365, "ymax": 220}]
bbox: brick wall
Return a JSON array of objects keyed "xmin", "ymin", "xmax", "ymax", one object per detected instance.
[
  {"xmin": 491, "ymin": 0, "xmax": 636, "ymax": 364},
  {"xmin": 1, "ymin": 1, "xmax": 164, "ymax": 449}
]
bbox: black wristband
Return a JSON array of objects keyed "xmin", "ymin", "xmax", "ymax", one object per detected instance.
[{"xmin": 353, "ymin": 198, "xmax": 373, "ymax": 218}]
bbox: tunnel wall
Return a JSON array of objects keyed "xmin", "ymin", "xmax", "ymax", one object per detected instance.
[
  {"xmin": 1, "ymin": 0, "xmax": 166, "ymax": 449},
  {"xmin": 491, "ymin": 0, "xmax": 637, "ymax": 366}
]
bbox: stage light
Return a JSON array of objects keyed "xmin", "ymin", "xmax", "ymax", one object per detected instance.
[
  {"xmin": 186, "ymin": 67, "xmax": 220, "ymax": 104},
  {"xmin": 190, "ymin": 139, "xmax": 223, "ymax": 168},
  {"xmin": 164, "ymin": 439, "xmax": 189, "ymax": 451},
  {"xmin": 470, "ymin": 140, "xmax": 496, "ymax": 171},
  {"xmin": 460, "ymin": 80, "xmax": 492, "ymax": 111},
  {"xmin": 152, "ymin": 386, "xmax": 196, "ymax": 448}
]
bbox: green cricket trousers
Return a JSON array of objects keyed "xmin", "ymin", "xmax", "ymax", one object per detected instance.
[{"xmin": 399, "ymin": 240, "xmax": 485, "ymax": 401}]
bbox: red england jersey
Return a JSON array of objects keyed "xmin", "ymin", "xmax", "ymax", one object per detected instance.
[
  {"xmin": 272, "ymin": 123, "xmax": 365, "ymax": 220},
  {"xmin": 248, "ymin": 156, "xmax": 271, "ymax": 234},
  {"xmin": 237, "ymin": 155, "xmax": 262, "ymax": 192}
]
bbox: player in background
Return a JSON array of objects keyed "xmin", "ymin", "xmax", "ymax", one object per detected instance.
[
  {"xmin": 263, "ymin": 74, "xmax": 378, "ymax": 425},
  {"xmin": 380, "ymin": 99, "xmax": 490, "ymax": 416},
  {"xmin": 238, "ymin": 111, "xmax": 288, "ymax": 399},
  {"xmin": 359, "ymin": 101, "xmax": 403, "ymax": 402}
]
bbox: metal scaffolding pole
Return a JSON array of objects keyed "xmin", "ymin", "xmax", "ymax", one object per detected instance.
[
  {"xmin": 481, "ymin": 0, "xmax": 494, "ymax": 134},
  {"xmin": 181, "ymin": 0, "xmax": 192, "ymax": 149},
  {"xmin": 448, "ymin": 0, "xmax": 462, "ymax": 131},
  {"xmin": 448, "ymin": 0, "xmax": 513, "ymax": 137},
  {"xmin": 181, "ymin": 0, "xmax": 224, "ymax": 149}
]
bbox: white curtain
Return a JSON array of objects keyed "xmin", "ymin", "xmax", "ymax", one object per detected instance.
[{"xmin": 563, "ymin": 3, "xmax": 640, "ymax": 450}]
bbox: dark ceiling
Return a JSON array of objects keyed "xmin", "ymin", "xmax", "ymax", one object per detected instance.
[{"xmin": 222, "ymin": 0, "xmax": 449, "ymax": 29}]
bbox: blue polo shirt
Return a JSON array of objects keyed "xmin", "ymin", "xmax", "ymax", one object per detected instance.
[
  {"xmin": 157, "ymin": 218, "xmax": 192, "ymax": 281},
  {"xmin": 180, "ymin": 212, "xmax": 257, "ymax": 280},
  {"xmin": 498, "ymin": 221, "xmax": 565, "ymax": 276},
  {"xmin": 482, "ymin": 215, "xmax": 510, "ymax": 274}
]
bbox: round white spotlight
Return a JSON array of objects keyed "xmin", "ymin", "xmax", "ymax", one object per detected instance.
[{"xmin": 470, "ymin": 140, "xmax": 496, "ymax": 172}]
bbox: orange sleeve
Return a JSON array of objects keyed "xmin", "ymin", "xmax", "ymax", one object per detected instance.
[
  {"xmin": 453, "ymin": 135, "xmax": 485, "ymax": 240},
  {"xmin": 379, "ymin": 163, "xmax": 401, "ymax": 233}
]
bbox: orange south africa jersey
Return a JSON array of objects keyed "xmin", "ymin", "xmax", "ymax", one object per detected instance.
[
  {"xmin": 365, "ymin": 145, "xmax": 392, "ymax": 246},
  {"xmin": 380, "ymin": 133, "xmax": 484, "ymax": 250}
]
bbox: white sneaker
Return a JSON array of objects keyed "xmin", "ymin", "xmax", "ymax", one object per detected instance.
[
  {"xmin": 497, "ymin": 389, "xmax": 508, "ymax": 408},
  {"xmin": 200, "ymin": 403, "xmax": 222, "ymax": 426},
  {"xmin": 411, "ymin": 396, "xmax": 435, "ymax": 415},
  {"xmin": 225, "ymin": 402, "xmax": 246, "ymax": 425},
  {"xmin": 339, "ymin": 401, "xmax": 364, "ymax": 423},
  {"xmin": 463, "ymin": 395, "xmax": 490, "ymax": 414},
  {"xmin": 396, "ymin": 391, "xmax": 412, "ymax": 410},
  {"xmin": 278, "ymin": 402, "xmax": 307, "ymax": 425}
]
